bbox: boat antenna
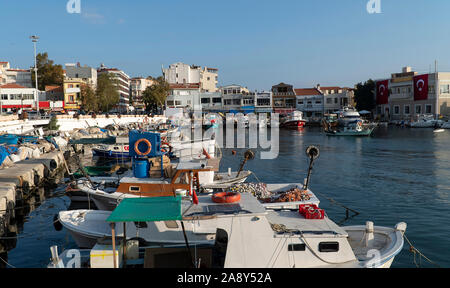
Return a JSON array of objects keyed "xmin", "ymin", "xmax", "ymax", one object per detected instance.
[{"xmin": 304, "ymin": 145, "xmax": 320, "ymax": 190}]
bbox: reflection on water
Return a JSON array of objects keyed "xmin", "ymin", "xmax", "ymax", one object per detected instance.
[{"xmin": 2, "ymin": 127, "xmax": 450, "ymax": 267}]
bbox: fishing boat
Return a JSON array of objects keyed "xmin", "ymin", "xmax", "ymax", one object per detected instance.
[
  {"xmin": 280, "ymin": 111, "xmax": 307, "ymax": 129},
  {"xmin": 92, "ymin": 138, "xmax": 217, "ymax": 160},
  {"xmin": 409, "ymin": 114, "xmax": 441, "ymax": 128},
  {"xmin": 72, "ymin": 162, "xmax": 252, "ymax": 211},
  {"xmin": 53, "ymin": 193, "xmax": 406, "ymax": 268},
  {"xmin": 58, "ymin": 184, "xmax": 320, "ymax": 248},
  {"xmin": 336, "ymin": 107, "xmax": 362, "ymax": 127},
  {"xmin": 326, "ymin": 120, "xmax": 374, "ymax": 137}
]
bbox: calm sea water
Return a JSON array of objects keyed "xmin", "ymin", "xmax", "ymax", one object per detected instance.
[{"xmin": 2, "ymin": 126, "xmax": 450, "ymax": 268}]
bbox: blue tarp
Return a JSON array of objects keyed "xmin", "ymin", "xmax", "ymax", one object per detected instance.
[{"xmin": 0, "ymin": 146, "xmax": 10, "ymax": 166}]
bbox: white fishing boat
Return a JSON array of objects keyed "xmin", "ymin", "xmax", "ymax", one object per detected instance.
[
  {"xmin": 54, "ymin": 193, "xmax": 406, "ymax": 268},
  {"xmin": 336, "ymin": 107, "xmax": 362, "ymax": 127},
  {"xmin": 409, "ymin": 114, "xmax": 439, "ymax": 128},
  {"xmin": 58, "ymin": 186, "xmax": 319, "ymax": 249}
]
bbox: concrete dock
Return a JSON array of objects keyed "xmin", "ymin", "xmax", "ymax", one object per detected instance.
[{"xmin": 0, "ymin": 151, "xmax": 65, "ymax": 236}]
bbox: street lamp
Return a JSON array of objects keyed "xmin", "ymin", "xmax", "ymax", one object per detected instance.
[{"xmin": 30, "ymin": 35, "xmax": 39, "ymax": 116}]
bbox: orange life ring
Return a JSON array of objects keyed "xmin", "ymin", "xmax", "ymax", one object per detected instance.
[
  {"xmin": 212, "ymin": 192, "xmax": 241, "ymax": 204},
  {"xmin": 134, "ymin": 138, "xmax": 152, "ymax": 156}
]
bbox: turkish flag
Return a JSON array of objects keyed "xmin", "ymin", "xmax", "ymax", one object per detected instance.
[
  {"xmin": 376, "ymin": 80, "xmax": 389, "ymax": 105},
  {"xmin": 414, "ymin": 74, "xmax": 429, "ymax": 101}
]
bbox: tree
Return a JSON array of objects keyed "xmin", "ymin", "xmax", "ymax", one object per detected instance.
[
  {"xmin": 80, "ymin": 83, "xmax": 97, "ymax": 112},
  {"xmin": 142, "ymin": 76, "xmax": 169, "ymax": 112},
  {"xmin": 96, "ymin": 73, "xmax": 120, "ymax": 112},
  {"xmin": 32, "ymin": 52, "xmax": 64, "ymax": 91},
  {"xmin": 47, "ymin": 116, "xmax": 60, "ymax": 131},
  {"xmin": 354, "ymin": 79, "xmax": 376, "ymax": 111}
]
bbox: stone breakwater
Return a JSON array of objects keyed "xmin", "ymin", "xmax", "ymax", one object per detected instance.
[{"xmin": 0, "ymin": 151, "xmax": 65, "ymax": 237}]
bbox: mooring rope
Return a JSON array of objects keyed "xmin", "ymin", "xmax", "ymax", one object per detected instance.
[{"xmin": 403, "ymin": 233, "xmax": 441, "ymax": 268}]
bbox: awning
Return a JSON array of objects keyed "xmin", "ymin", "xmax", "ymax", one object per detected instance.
[{"xmin": 107, "ymin": 196, "xmax": 182, "ymax": 223}]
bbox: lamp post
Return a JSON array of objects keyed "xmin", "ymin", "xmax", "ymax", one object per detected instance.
[{"xmin": 30, "ymin": 35, "xmax": 39, "ymax": 117}]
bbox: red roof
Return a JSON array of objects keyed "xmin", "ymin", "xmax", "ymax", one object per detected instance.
[
  {"xmin": 0, "ymin": 83, "xmax": 27, "ymax": 89},
  {"xmin": 294, "ymin": 88, "xmax": 321, "ymax": 96},
  {"xmin": 45, "ymin": 85, "xmax": 63, "ymax": 92}
]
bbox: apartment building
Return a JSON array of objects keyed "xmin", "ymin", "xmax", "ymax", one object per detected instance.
[
  {"xmin": 162, "ymin": 62, "xmax": 219, "ymax": 92},
  {"xmin": 97, "ymin": 64, "xmax": 131, "ymax": 112},
  {"xmin": 130, "ymin": 77, "xmax": 155, "ymax": 108},
  {"xmin": 295, "ymin": 88, "xmax": 323, "ymax": 119},
  {"xmin": 0, "ymin": 83, "xmax": 42, "ymax": 112},
  {"xmin": 63, "ymin": 78, "xmax": 82, "ymax": 110},
  {"xmin": 0, "ymin": 62, "xmax": 32, "ymax": 88},
  {"xmin": 375, "ymin": 66, "xmax": 450, "ymax": 120},
  {"xmin": 65, "ymin": 63, "xmax": 97, "ymax": 88},
  {"xmin": 272, "ymin": 83, "xmax": 296, "ymax": 114}
]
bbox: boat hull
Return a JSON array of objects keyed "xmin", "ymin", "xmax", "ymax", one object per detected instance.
[{"xmin": 280, "ymin": 120, "xmax": 306, "ymax": 129}]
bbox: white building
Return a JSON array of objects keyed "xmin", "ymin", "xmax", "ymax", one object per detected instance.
[
  {"xmin": 295, "ymin": 88, "xmax": 323, "ymax": 120},
  {"xmin": 254, "ymin": 91, "xmax": 273, "ymax": 114},
  {"xmin": 97, "ymin": 64, "xmax": 130, "ymax": 112},
  {"xmin": 0, "ymin": 83, "xmax": 44, "ymax": 112},
  {"xmin": 162, "ymin": 62, "xmax": 218, "ymax": 92},
  {"xmin": 318, "ymin": 85, "xmax": 353, "ymax": 114},
  {"xmin": 165, "ymin": 83, "xmax": 202, "ymax": 110},
  {"xmin": 0, "ymin": 62, "xmax": 33, "ymax": 88}
]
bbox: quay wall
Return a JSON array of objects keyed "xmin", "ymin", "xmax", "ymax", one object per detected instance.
[{"xmin": 0, "ymin": 151, "xmax": 65, "ymax": 236}]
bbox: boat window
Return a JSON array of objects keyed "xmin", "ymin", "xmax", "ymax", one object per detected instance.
[
  {"xmin": 129, "ymin": 186, "xmax": 141, "ymax": 192},
  {"xmin": 164, "ymin": 221, "xmax": 179, "ymax": 229},
  {"xmin": 318, "ymin": 242, "xmax": 339, "ymax": 252},
  {"xmin": 114, "ymin": 146, "xmax": 120, "ymax": 150},
  {"xmin": 288, "ymin": 244, "xmax": 306, "ymax": 251},
  {"xmin": 134, "ymin": 222, "xmax": 147, "ymax": 229}
]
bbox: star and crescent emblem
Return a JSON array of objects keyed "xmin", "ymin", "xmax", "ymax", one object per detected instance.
[{"xmin": 416, "ymin": 79, "xmax": 425, "ymax": 92}]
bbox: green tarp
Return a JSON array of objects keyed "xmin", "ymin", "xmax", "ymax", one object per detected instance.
[{"xmin": 106, "ymin": 196, "xmax": 182, "ymax": 223}]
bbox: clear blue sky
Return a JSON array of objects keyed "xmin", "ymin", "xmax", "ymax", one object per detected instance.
[{"xmin": 1, "ymin": 0, "xmax": 450, "ymax": 90}]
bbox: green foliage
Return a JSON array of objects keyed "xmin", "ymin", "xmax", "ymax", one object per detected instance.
[
  {"xmin": 32, "ymin": 53, "xmax": 64, "ymax": 91},
  {"xmin": 96, "ymin": 73, "xmax": 120, "ymax": 113},
  {"xmin": 354, "ymin": 79, "xmax": 376, "ymax": 111},
  {"xmin": 47, "ymin": 116, "xmax": 60, "ymax": 131},
  {"xmin": 142, "ymin": 76, "xmax": 169, "ymax": 111},
  {"xmin": 80, "ymin": 83, "xmax": 97, "ymax": 112}
]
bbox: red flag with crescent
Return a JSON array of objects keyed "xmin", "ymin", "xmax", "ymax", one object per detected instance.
[
  {"xmin": 376, "ymin": 80, "xmax": 389, "ymax": 105},
  {"xmin": 414, "ymin": 74, "xmax": 429, "ymax": 101}
]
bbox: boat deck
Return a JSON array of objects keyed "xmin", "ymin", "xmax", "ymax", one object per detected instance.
[
  {"xmin": 265, "ymin": 210, "xmax": 348, "ymax": 237},
  {"xmin": 182, "ymin": 193, "xmax": 267, "ymax": 218}
]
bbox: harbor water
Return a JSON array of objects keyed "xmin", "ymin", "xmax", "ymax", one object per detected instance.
[{"xmin": 2, "ymin": 126, "xmax": 450, "ymax": 268}]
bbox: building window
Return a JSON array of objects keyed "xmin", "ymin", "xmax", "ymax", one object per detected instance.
[
  {"xmin": 298, "ymin": 100, "xmax": 304, "ymax": 105},
  {"xmin": 394, "ymin": 105, "xmax": 400, "ymax": 115},
  {"xmin": 334, "ymin": 98, "xmax": 338, "ymax": 104},
  {"xmin": 213, "ymin": 98, "xmax": 221, "ymax": 104},
  {"xmin": 166, "ymin": 101, "xmax": 174, "ymax": 106},
  {"xmin": 175, "ymin": 101, "xmax": 181, "ymax": 106},
  {"xmin": 440, "ymin": 85, "xmax": 450, "ymax": 94},
  {"xmin": 425, "ymin": 104, "xmax": 432, "ymax": 114},
  {"xmin": 404, "ymin": 105, "xmax": 410, "ymax": 115},
  {"xmin": 315, "ymin": 100, "xmax": 322, "ymax": 104},
  {"xmin": 326, "ymin": 98, "xmax": 332, "ymax": 104},
  {"xmin": 415, "ymin": 105, "xmax": 422, "ymax": 115},
  {"xmin": 1, "ymin": 94, "xmax": 7, "ymax": 100},
  {"xmin": 201, "ymin": 98, "xmax": 210, "ymax": 104}
]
